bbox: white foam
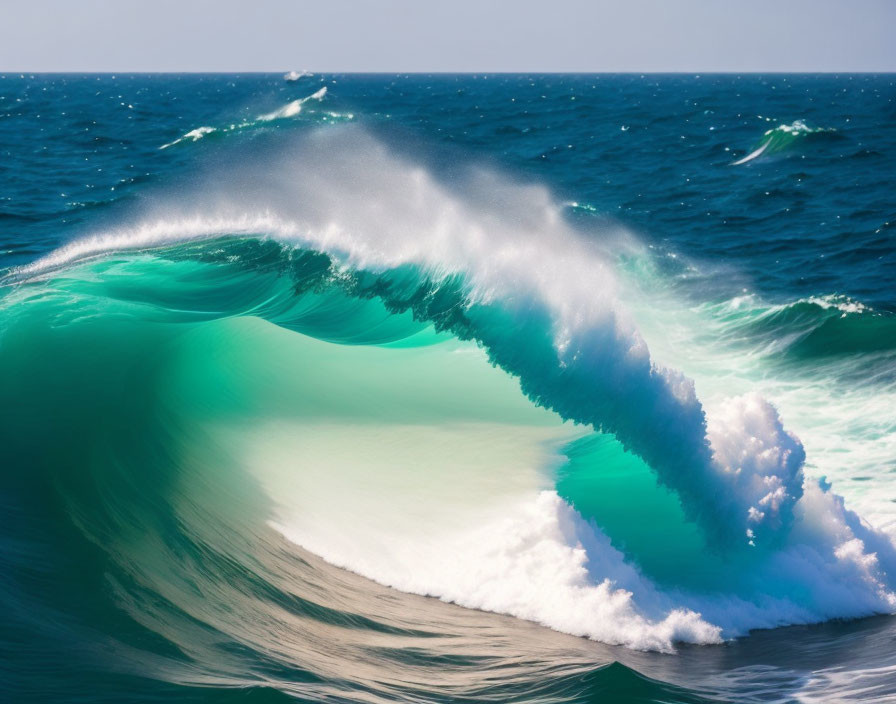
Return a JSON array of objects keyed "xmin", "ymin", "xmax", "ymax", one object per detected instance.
[
  {"xmin": 274, "ymin": 486, "xmax": 723, "ymax": 652},
  {"xmin": 160, "ymin": 125, "xmax": 217, "ymax": 150},
  {"xmin": 707, "ymin": 393, "xmax": 805, "ymax": 543},
  {"xmin": 284, "ymin": 70, "xmax": 311, "ymax": 82},
  {"xmin": 805, "ymin": 294, "xmax": 867, "ymax": 314},
  {"xmin": 768, "ymin": 119, "xmax": 834, "ymax": 137}
]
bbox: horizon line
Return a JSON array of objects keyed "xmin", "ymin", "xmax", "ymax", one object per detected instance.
[{"xmin": 3, "ymin": 70, "xmax": 895, "ymax": 76}]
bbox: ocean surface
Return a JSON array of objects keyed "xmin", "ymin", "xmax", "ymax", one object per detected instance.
[{"xmin": 1, "ymin": 73, "xmax": 895, "ymax": 703}]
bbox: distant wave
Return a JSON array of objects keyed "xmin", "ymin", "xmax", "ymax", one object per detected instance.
[
  {"xmin": 732, "ymin": 120, "xmax": 837, "ymax": 165},
  {"xmin": 284, "ymin": 69, "xmax": 312, "ymax": 82},
  {"xmin": 697, "ymin": 293, "xmax": 896, "ymax": 359},
  {"xmin": 257, "ymin": 87, "xmax": 327, "ymax": 122},
  {"xmin": 160, "ymin": 86, "xmax": 336, "ymax": 149}
]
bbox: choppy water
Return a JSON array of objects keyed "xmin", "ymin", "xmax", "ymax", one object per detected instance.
[{"xmin": 1, "ymin": 74, "xmax": 895, "ymax": 703}]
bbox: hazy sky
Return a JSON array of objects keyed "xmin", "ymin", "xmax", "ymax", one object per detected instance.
[{"xmin": 1, "ymin": 0, "xmax": 893, "ymax": 72}]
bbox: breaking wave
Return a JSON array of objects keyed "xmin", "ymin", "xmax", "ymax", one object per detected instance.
[
  {"xmin": 732, "ymin": 120, "xmax": 838, "ymax": 164},
  {"xmin": 3, "ymin": 127, "xmax": 895, "ymax": 669}
]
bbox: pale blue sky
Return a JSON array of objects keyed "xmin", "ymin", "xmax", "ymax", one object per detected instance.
[{"xmin": 1, "ymin": 0, "xmax": 893, "ymax": 72}]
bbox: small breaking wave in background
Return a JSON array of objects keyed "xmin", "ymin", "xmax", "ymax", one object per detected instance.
[
  {"xmin": 731, "ymin": 119, "xmax": 839, "ymax": 164},
  {"xmin": 159, "ymin": 85, "xmax": 342, "ymax": 149}
]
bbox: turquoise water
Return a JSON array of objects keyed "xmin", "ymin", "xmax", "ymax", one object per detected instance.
[{"xmin": 1, "ymin": 74, "xmax": 895, "ymax": 702}]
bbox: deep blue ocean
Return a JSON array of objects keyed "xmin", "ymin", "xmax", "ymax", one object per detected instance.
[{"xmin": 1, "ymin": 74, "xmax": 895, "ymax": 703}]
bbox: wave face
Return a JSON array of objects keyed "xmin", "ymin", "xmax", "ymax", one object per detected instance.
[{"xmin": 2, "ymin": 74, "xmax": 896, "ymax": 704}]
